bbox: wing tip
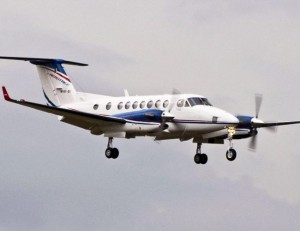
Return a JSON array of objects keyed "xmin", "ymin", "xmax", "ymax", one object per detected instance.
[{"xmin": 2, "ymin": 86, "xmax": 11, "ymax": 101}]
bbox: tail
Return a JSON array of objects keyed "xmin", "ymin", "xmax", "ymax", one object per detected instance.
[{"xmin": 0, "ymin": 56, "xmax": 88, "ymax": 107}]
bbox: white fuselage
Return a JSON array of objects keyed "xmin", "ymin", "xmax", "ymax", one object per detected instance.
[{"xmin": 62, "ymin": 93, "xmax": 239, "ymax": 140}]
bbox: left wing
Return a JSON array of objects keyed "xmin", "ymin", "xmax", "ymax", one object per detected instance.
[
  {"xmin": 253, "ymin": 121, "xmax": 300, "ymax": 128},
  {"xmin": 2, "ymin": 86, "xmax": 126, "ymax": 131}
]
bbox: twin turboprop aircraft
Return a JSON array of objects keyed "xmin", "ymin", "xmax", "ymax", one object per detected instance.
[{"xmin": 2, "ymin": 56, "xmax": 300, "ymax": 165}]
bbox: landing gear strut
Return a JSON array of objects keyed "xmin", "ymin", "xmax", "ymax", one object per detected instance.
[
  {"xmin": 226, "ymin": 127, "xmax": 237, "ymax": 161},
  {"xmin": 105, "ymin": 137, "xmax": 119, "ymax": 159},
  {"xmin": 194, "ymin": 143, "xmax": 208, "ymax": 165}
]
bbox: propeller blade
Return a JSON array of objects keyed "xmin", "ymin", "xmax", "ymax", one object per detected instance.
[
  {"xmin": 172, "ymin": 88, "xmax": 181, "ymax": 95},
  {"xmin": 168, "ymin": 88, "xmax": 181, "ymax": 112},
  {"xmin": 264, "ymin": 126, "xmax": 277, "ymax": 133},
  {"xmin": 255, "ymin": 94, "xmax": 263, "ymax": 118},
  {"xmin": 248, "ymin": 133, "xmax": 257, "ymax": 151}
]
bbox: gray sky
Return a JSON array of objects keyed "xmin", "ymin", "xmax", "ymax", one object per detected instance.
[{"xmin": 1, "ymin": 0, "xmax": 300, "ymax": 230}]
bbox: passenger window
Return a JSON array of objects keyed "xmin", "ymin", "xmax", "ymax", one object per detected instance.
[
  {"xmin": 185, "ymin": 101, "xmax": 190, "ymax": 107},
  {"xmin": 140, "ymin": 101, "xmax": 146, "ymax": 109},
  {"xmin": 177, "ymin": 99, "xmax": 184, "ymax": 107},
  {"xmin": 163, "ymin": 100, "xmax": 169, "ymax": 108},
  {"xmin": 132, "ymin": 101, "xmax": 138, "ymax": 109},
  {"xmin": 125, "ymin": 101, "xmax": 130, "ymax": 109},
  {"xmin": 118, "ymin": 102, "xmax": 123, "ymax": 110},
  {"xmin": 147, "ymin": 100, "xmax": 153, "ymax": 108},
  {"xmin": 155, "ymin": 100, "xmax": 161, "ymax": 108},
  {"xmin": 106, "ymin": 102, "xmax": 111, "ymax": 110},
  {"xmin": 93, "ymin": 104, "xmax": 99, "ymax": 110}
]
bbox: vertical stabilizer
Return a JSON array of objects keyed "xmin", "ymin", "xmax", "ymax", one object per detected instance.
[
  {"xmin": 34, "ymin": 61, "xmax": 77, "ymax": 106},
  {"xmin": 0, "ymin": 56, "xmax": 88, "ymax": 107}
]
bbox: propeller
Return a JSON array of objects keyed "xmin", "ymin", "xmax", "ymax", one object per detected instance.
[
  {"xmin": 248, "ymin": 94, "xmax": 262, "ymax": 151},
  {"xmin": 168, "ymin": 88, "xmax": 181, "ymax": 113},
  {"xmin": 248, "ymin": 94, "xmax": 276, "ymax": 151},
  {"xmin": 249, "ymin": 131, "xmax": 258, "ymax": 150},
  {"xmin": 255, "ymin": 93, "xmax": 263, "ymax": 118}
]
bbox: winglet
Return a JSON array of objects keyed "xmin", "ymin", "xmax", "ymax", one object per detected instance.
[{"xmin": 2, "ymin": 86, "xmax": 11, "ymax": 101}]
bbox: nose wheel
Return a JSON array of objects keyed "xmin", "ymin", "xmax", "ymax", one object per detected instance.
[
  {"xmin": 226, "ymin": 127, "xmax": 237, "ymax": 161},
  {"xmin": 226, "ymin": 148, "xmax": 237, "ymax": 161},
  {"xmin": 194, "ymin": 143, "xmax": 208, "ymax": 164},
  {"xmin": 105, "ymin": 137, "xmax": 119, "ymax": 159}
]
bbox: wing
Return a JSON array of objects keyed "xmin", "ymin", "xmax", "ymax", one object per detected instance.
[
  {"xmin": 2, "ymin": 86, "xmax": 125, "ymax": 132},
  {"xmin": 253, "ymin": 121, "xmax": 300, "ymax": 128}
]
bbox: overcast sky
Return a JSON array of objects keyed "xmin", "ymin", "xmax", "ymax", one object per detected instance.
[{"xmin": 1, "ymin": 0, "xmax": 300, "ymax": 230}]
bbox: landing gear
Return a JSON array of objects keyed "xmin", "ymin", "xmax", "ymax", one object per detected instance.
[
  {"xmin": 194, "ymin": 143, "xmax": 208, "ymax": 165},
  {"xmin": 105, "ymin": 147, "xmax": 119, "ymax": 159},
  {"xmin": 226, "ymin": 127, "xmax": 237, "ymax": 162},
  {"xmin": 194, "ymin": 153, "xmax": 208, "ymax": 164},
  {"xmin": 105, "ymin": 137, "xmax": 119, "ymax": 159}
]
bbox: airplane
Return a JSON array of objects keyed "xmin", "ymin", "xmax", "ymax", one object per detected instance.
[{"xmin": 1, "ymin": 56, "xmax": 300, "ymax": 165}]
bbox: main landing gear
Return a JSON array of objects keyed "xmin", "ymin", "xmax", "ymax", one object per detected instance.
[
  {"xmin": 194, "ymin": 143, "xmax": 208, "ymax": 164},
  {"xmin": 105, "ymin": 137, "xmax": 119, "ymax": 159}
]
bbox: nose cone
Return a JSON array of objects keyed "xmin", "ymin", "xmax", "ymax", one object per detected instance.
[
  {"xmin": 222, "ymin": 112, "xmax": 239, "ymax": 125},
  {"xmin": 212, "ymin": 107, "xmax": 239, "ymax": 125}
]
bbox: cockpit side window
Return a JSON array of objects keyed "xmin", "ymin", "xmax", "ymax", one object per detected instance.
[
  {"xmin": 202, "ymin": 98, "xmax": 212, "ymax": 106},
  {"xmin": 185, "ymin": 100, "xmax": 190, "ymax": 107},
  {"xmin": 188, "ymin": 97, "xmax": 212, "ymax": 106},
  {"xmin": 188, "ymin": 97, "xmax": 204, "ymax": 106}
]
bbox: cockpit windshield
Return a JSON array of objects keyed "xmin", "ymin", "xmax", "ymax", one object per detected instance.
[{"xmin": 188, "ymin": 97, "xmax": 212, "ymax": 106}]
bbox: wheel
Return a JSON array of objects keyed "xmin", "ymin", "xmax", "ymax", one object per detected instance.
[
  {"xmin": 201, "ymin": 153, "xmax": 208, "ymax": 164},
  {"xmin": 194, "ymin": 154, "xmax": 201, "ymax": 164},
  {"xmin": 112, "ymin": 148, "xmax": 119, "ymax": 159},
  {"xmin": 194, "ymin": 153, "xmax": 208, "ymax": 164},
  {"xmin": 226, "ymin": 148, "xmax": 237, "ymax": 161},
  {"xmin": 105, "ymin": 148, "xmax": 113, "ymax": 159}
]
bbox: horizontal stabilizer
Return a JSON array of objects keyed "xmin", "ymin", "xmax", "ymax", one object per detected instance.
[{"xmin": 0, "ymin": 56, "xmax": 88, "ymax": 66}]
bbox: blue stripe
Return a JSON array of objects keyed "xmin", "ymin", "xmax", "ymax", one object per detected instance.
[
  {"xmin": 42, "ymin": 89, "xmax": 57, "ymax": 107},
  {"xmin": 114, "ymin": 109, "xmax": 163, "ymax": 123}
]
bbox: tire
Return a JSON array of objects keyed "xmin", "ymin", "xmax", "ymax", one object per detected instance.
[
  {"xmin": 194, "ymin": 153, "xmax": 208, "ymax": 164},
  {"xmin": 105, "ymin": 148, "xmax": 113, "ymax": 159},
  {"xmin": 226, "ymin": 148, "xmax": 237, "ymax": 161},
  {"xmin": 112, "ymin": 148, "xmax": 119, "ymax": 159},
  {"xmin": 194, "ymin": 154, "xmax": 201, "ymax": 164},
  {"xmin": 201, "ymin": 154, "xmax": 208, "ymax": 164}
]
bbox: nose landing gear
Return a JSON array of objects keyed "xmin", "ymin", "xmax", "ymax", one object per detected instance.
[{"xmin": 226, "ymin": 126, "xmax": 237, "ymax": 161}]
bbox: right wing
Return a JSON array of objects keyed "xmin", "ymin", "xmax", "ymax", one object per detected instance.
[{"xmin": 2, "ymin": 86, "xmax": 126, "ymax": 131}]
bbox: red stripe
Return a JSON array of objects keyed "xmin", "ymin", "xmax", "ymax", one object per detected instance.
[
  {"xmin": 43, "ymin": 66, "xmax": 72, "ymax": 83},
  {"xmin": 56, "ymin": 72, "xmax": 72, "ymax": 83}
]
